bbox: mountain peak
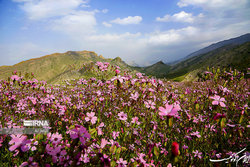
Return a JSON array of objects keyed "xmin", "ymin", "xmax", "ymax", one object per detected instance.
[
  {"xmin": 113, "ymin": 57, "xmax": 122, "ymax": 62},
  {"xmin": 99, "ymin": 55, "xmax": 105, "ymax": 59},
  {"xmin": 155, "ymin": 61, "xmax": 165, "ymax": 65}
]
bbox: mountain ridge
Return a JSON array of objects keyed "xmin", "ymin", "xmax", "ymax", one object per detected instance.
[
  {"xmin": 0, "ymin": 33, "xmax": 249, "ymax": 82},
  {"xmin": 0, "ymin": 50, "xmax": 129, "ymax": 83},
  {"xmin": 138, "ymin": 41, "xmax": 250, "ymax": 80},
  {"xmin": 172, "ymin": 33, "xmax": 250, "ymax": 65}
]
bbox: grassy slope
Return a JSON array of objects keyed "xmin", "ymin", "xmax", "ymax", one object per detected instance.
[
  {"xmin": 132, "ymin": 61, "xmax": 171, "ymax": 78},
  {"xmin": 1, "ymin": 42, "xmax": 249, "ymax": 83},
  {"xmin": 166, "ymin": 42, "xmax": 250, "ymax": 79},
  {"xmin": 0, "ymin": 51, "xmax": 130, "ymax": 83}
]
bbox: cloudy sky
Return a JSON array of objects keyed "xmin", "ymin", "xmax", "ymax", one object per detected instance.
[{"xmin": 0, "ymin": 0, "xmax": 250, "ymax": 66}]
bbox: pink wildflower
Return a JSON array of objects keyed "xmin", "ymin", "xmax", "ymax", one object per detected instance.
[
  {"xmin": 47, "ymin": 132, "xmax": 62, "ymax": 145},
  {"xmin": 190, "ymin": 131, "xmax": 201, "ymax": 138},
  {"xmin": 115, "ymin": 69, "xmax": 120, "ymax": 74},
  {"xmin": 144, "ymin": 100, "xmax": 156, "ymax": 109},
  {"xmin": 158, "ymin": 103, "xmax": 181, "ymax": 118},
  {"xmin": 118, "ymin": 112, "xmax": 127, "ymax": 121},
  {"xmin": 116, "ymin": 158, "xmax": 127, "ymax": 167},
  {"xmin": 213, "ymin": 113, "xmax": 226, "ymax": 120},
  {"xmin": 100, "ymin": 138, "xmax": 109, "ymax": 148},
  {"xmin": 193, "ymin": 150, "xmax": 202, "ymax": 159},
  {"xmin": 131, "ymin": 117, "xmax": 140, "ymax": 125},
  {"xmin": 130, "ymin": 92, "xmax": 139, "ymax": 101},
  {"xmin": 210, "ymin": 95, "xmax": 226, "ymax": 107},
  {"xmin": 9, "ymin": 134, "xmax": 31, "ymax": 152},
  {"xmin": 68, "ymin": 125, "xmax": 91, "ymax": 145},
  {"xmin": 19, "ymin": 157, "xmax": 38, "ymax": 167},
  {"xmin": 112, "ymin": 131, "xmax": 120, "ymax": 140},
  {"xmin": 11, "ymin": 75, "xmax": 20, "ymax": 81},
  {"xmin": 85, "ymin": 112, "xmax": 97, "ymax": 124},
  {"xmin": 136, "ymin": 73, "xmax": 143, "ymax": 78}
]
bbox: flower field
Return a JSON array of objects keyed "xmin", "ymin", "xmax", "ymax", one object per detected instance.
[{"xmin": 0, "ymin": 62, "xmax": 249, "ymax": 166}]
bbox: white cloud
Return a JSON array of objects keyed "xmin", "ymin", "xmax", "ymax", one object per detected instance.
[
  {"xmin": 111, "ymin": 16, "xmax": 142, "ymax": 25},
  {"xmin": 102, "ymin": 9, "xmax": 109, "ymax": 13},
  {"xmin": 146, "ymin": 26, "xmax": 199, "ymax": 45},
  {"xmin": 89, "ymin": 32, "xmax": 141, "ymax": 42},
  {"xmin": 13, "ymin": 0, "xmax": 88, "ymax": 20},
  {"xmin": 51, "ymin": 11, "xmax": 97, "ymax": 36},
  {"xmin": 177, "ymin": 0, "xmax": 248, "ymax": 9},
  {"xmin": 102, "ymin": 21, "xmax": 112, "ymax": 27},
  {"xmin": 156, "ymin": 11, "xmax": 203, "ymax": 23},
  {"xmin": 80, "ymin": 32, "xmax": 146, "ymax": 65},
  {"xmin": 156, "ymin": 15, "xmax": 170, "ymax": 22}
]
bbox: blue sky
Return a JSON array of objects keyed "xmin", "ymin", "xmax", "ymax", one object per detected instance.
[{"xmin": 0, "ymin": 0, "xmax": 250, "ymax": 66}]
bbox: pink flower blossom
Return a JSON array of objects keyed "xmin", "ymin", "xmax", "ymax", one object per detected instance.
[
  {"xmin": 68, "ymin": 125, "xmax": 91, "ymax": 145},
  {"xmin": 47, "ymin": 132, "xmax": 62, "ymax": 145},
  {"xmin": 137, "ymin": 153, "xmax": 146, "ymax": 164},
  {"xmin": 136, "ymin": 73, "xmax": 143, "ymax": 78},
  {"xmin": 182, "ymin": 145, "xmax": 188, "ymax": 149},
  {"xmin": 111, "ymin": 75, "xmax": 126, "ymax": 83},
  {"xmin": 112, "ymin": 131, "xmax": 120, "ymax": 140},
  {"xmin": 144, "ymin": 100, "xmax": 156, "ymax": 109},
  {"xmin": 130, "ymin": 92, "xmax": 139, "ymax": 101},
  {"xmin": 11, "ymin": 75, "xmax": 20, "ymax": 81},
  {"xmin": 158, "ymin": 103, "xmax": 181, "ymax": 118},
  {"xmin": 85, "ymin": 112, "xmax": 97, "ymax": 124},
  {"xmin": 118, "ymin": 112, "xmax": 127, "ymax": 121},
  {"xmin": 100, "ymin": 138, "xmax": 109, "ymax": 148},
  {"xmin": 213, "ymin": 113, "xmax": 226, "ymax": 120},
  {"xmin": 131, "ymin": 117, "xmax": 140, "ymax": 125},
  {"xmin": 19, "ymin": 157, "xmax": 38, "ymax": 167},
  {"xmin": 46, "ymin": 144, "xmax": 61, "ymax": 156},
  {"xmin": 9, "ymin": 135, "xmax": 31, "ymax": 152},
  {"xmin": 46, "ymin": 144, "xmax": 66, "ymax": 163},
  {"xmin": 190, "ymin": 131, "xmax": 201, "ymax": 138},
  {"xmin": 117, "ymin": 158, "xmax": 127, "ymax": 167},
  {"xmin": 115, "ymin": 69, "xmax": 120, "ymax": 74},
  {"xmin": 167, "ymin": 164, "xmax": 172, "ymax": 167},
  {"xmin": 193, "ymin": 150, "xmax": 202, "ymax": 159},
  {"xmin": 210, "ymin": 95, "xmax": 226, "ymax": 107}
]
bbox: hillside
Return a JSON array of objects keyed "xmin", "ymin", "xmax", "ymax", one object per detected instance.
[
  {"xmin": 1, "ymin": 34, "xmax": 249, "ymax": 83},
  {"xmin": 132, "ymin": 61, "xmax": 170, "ymax": 78},
  {"xmin": 136, "ymin": 41, "xmax": 250, "ymax": 80},
  {"xmin": 166, "ymin": 42, "xmax": 250, "ymax": 79},
  {"xmin": 0, "ymin": 50, "xmax": 130, "ymax": 83},
  {"xmin": 173, "ymin": 33, "xmax": 250, "ymax": 64}
]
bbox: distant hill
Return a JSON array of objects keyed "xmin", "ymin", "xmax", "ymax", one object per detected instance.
[
  {"xmin": 135, "ymin": 41, "xmax": 250, "ymax": 81},
  {"xmin": 173, "ymin": 33, "xmax": 250, "ymax": 64},
  {"xmin": 166, "ymin": 42, "xmax": 250, "ymax": 79},
  {"xmin": 0, "ymin": 50, "xmax": 131, "ymax": 83},
  {"xmin": 132, "ymin": 61, "xmax": 170, "ymax": 78},
  {"xmin": 1, "ymin": 34, "xmax": 249, "ymax": 83}
]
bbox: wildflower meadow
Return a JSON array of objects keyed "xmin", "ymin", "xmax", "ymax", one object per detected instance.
[{"xmin": 0, "ymin": 62, "xmax": 249, "ymax": 166}]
